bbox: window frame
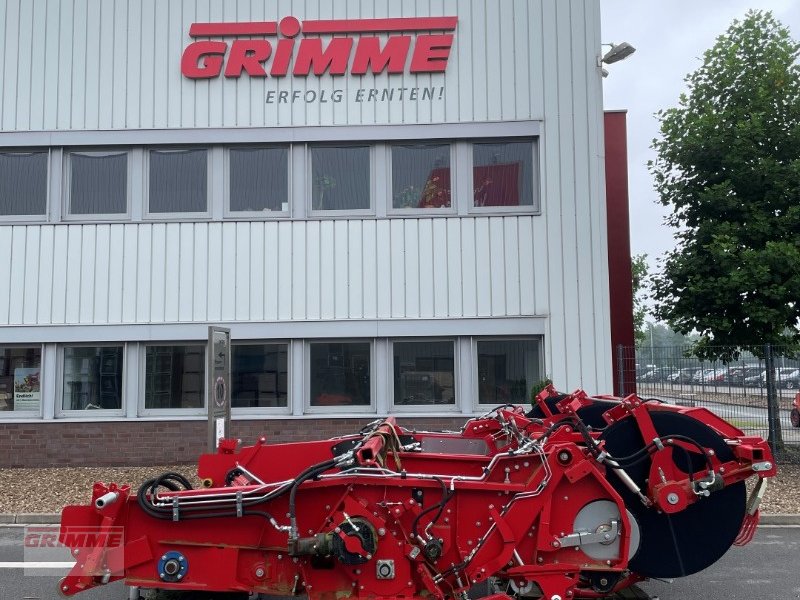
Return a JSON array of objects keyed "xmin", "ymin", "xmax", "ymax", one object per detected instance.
[
  {"xmin": 0, "ymin": 148, "xmax": 51, "ymax": 222},
  {"xmin": 307, "ymin": 143, "xmax": 376, "ymax": 218},
  {"xmin": 390, "ymin": 338, "xmax": 459, "ymax": 413},
  {"xmin": 230, "ymin": 340, "xmax": 292, "ymax": 416},
  {"xmin": 471, "ymin": 336, "xmax": 544, "ymax": 411},
  {"xmin": 468, "ymin": 138, "xmax": 541, "ymax": 215},
  {"xmin": 138, "ymin": 342, "xmax": 207, "ymax": 416},
  {"xmin": 385, "ymin": 142, "xmax": 457, "ymax": 217},
  {"xmin": 224, "ymin": 144, "xmax": 292, "ymax": 220},
  {"xmin": 56, "ymin": 343, "xmax": 126, "ymax": 418},
  {"xmin": 304, "ymin": 339, "xmax": 376, "ymax": 414},
  {"xmin": 62, "ymin": 148, "xmax": 132, "ymax": 221},
  {"xmin": 0, "ymin": 343, "xmax": 45, "ymax": 419},
  {"xmin": 144, "ymin": 147, "xmax": 212, "ymax": 221}
]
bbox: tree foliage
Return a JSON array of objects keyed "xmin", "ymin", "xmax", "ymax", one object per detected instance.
[
  {"xmin": 631, "ymin": 254, "xmax": 650, "ymax": 345},
  {"xmin": 650, "ymin": 10, "xmax": 800, "ymax": 360}
]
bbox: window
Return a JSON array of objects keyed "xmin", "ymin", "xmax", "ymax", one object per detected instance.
[
  {"xmin": 0, "ymin": 346, "xmax": 42, "ymax": 413},
  {"xmin": 67, "ymin": 151, "xmax": 128, "ymax": 216},
  {"xmin": 144, "ymin": 345, "xmax": 205, "ymax": 409},
  {"xmin": 148, "ymin": 149, "xmax": 208, "ymax": 214},
  {"xmin": 477, "ymin": 339, "xmax": 541, "ymax": 405},
  {"xmin": 309, "ymin": 342, "xmax": 371, "ymax": 407},
  {"xmin": 62, "ymin": 346, "xmax": 124, "ymax": 411},
  {"xmin": 0, "ymin": 151, "xmax": 48, "ymax": 216},
  {"xmin": 473, "ymin": 140, "xmax": 535, "ymax": 208},
  {"xmin": 393, "ymin": 341, "xmax": 455, "ymax": 406},
  {"xmin": 391, "ymin": 143, "xmax": 451, "ymax": 210},
  {"xmin": 228, "ymin": 146, "xmax": 289, "ymax": 214},
  {"xmin": 311, "ymin": 145, "xmax": 370, "ymax": 211},
  {"xmin": 232, "ymin": 343, "xmax": 288, "ymax": 408}
]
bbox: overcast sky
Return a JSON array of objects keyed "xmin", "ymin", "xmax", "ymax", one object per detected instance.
[{"xmin": 600, "ymin": 1, "xmax": 800, "ymax": 272}]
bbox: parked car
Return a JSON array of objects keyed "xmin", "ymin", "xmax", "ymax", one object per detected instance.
[
  {"xmin": 697, "ymin": 368, "xmax": 726, "ymax": 385},
  {"xmin": 779, "ymin": 368, "xmax": 800, "ymax": 389},
  {"xmin": 725, "ymin": 365, "xmax": 763, "ymax": 386},
  {"xmin": 669, "ymin": 367, "xmax": 702, "ymax": 384},
  {"xmin": 690, "ymin": 369, "xmax": 709, "ymax": 384},
  {"xmin": 764, "ymin": 367, "xmax": 798, "ymax": 388},
  {"xmin": 743, "ymin": 371, "xmax": 765, "ymax": 387},
  {"xmin": 638, "ymin": 367, "xmax": 674, "ymax": 383}
]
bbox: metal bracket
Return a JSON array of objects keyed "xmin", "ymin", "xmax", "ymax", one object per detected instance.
[
  {"xmin": 557, "ymin": 519, "xmax": 620, "ymax": 548},
  {"xmin": 747, "ymin": 477, "xmax": 768, "ymax": 516}
]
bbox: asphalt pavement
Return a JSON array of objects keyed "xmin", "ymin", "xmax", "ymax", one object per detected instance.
[
  {"xmin": 0, "ymin": 525, "xmax": 798, "ymax": 599},
  {"xmin": 639, "ymin": 526, "xmax": 800, "ymax": 600}
]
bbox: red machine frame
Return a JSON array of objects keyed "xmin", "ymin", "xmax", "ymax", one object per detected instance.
[{"xmin": 59, "ymin": 388, "xmax": 775, "ymax": 600}]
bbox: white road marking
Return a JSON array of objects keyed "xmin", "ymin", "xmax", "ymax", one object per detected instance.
[{"xmin": 0, "ymin": 561, "xmax": 75, "ymax": 569}]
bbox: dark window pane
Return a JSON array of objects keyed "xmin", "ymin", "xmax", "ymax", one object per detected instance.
[
  {"xmin": 0, "ymin": 152, "xmax": 48, "ymax": 216},
  {"xmin": 149, "ymin": 149, "xmax": 207, "ymax": 213},
  {"xmin": 145, "ymin": 345, "xmax": 205, "ymax": 409},
  {"xmin": 473, "ymin": 140, "xmax": 535, "ymax": 207},
  {"xmin": 62, "ymin": 346, "xmax": 124, "ymax": 410},
  {"xmin": 69, "ymin": 152, "xmax": 127, "ymax": 215},
  {"xmin": 311, "ymin": 146, "xmax": 370, "ymax": 210},
  {"xmin": 392, "ymin": 144, "xmax": 451, "ymax": 209},
  {"xmin": 232, "ymin": 343, "xmax": 288, "ymax": 408},
  {"xmin": 393, "ymin": 341, "xmax": 455, "ymax": 406},
  {"xmin": 230, "ymin": 147, "xmax": 289, "ymax": 212},
  {"xmin": 477, "ymin": 339, "xmax": 540, "ymax": 404},
  {"xmin": 310, "ymin": 342, "xmax": 370, "ymax": 406},
  {"xmin": 0, "ymin": 346, "xmax": 41, "ymax": 412}
]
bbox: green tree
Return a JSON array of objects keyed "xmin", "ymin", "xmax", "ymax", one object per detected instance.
[
  {"xmin": 649, "ymin": 10, "xmax": 800, "ymax": 360},
  {"xmin": 631, "ymin": 254, "xmax": 650, "ymax": 345}
]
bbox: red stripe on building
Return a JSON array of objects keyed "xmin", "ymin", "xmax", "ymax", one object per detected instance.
[
  {"xmin": 190, "ymin": 22, "xmax": 278, "ymax": 37},
  {"xmin": 302, "ymin": 16, "xmax": 458, "ymax": 34}
]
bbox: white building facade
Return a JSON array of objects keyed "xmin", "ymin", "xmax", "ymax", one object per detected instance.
[{"xmin": 0, "ymin": 0, "xmax": 610, "ymax": 463}]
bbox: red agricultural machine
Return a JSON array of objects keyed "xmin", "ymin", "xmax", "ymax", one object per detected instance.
[{"xmin": 58, "ymin": 388, "xmax": 775, "ymax": 600}]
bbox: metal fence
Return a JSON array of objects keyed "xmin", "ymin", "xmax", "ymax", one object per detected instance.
[{"xmin": 616, "ymin": 344, "xmax": 800, "ymax": 452}]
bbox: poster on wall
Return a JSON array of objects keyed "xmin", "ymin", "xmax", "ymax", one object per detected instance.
[{"xmin": 14, "ymin": 368, "xmax": 41, "ymax": 411}]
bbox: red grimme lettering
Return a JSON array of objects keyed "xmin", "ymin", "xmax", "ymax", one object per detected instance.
[
  {"xmin": 410, "ymin": 34, "xmax": 454, "ymax": 73},
  {"xmin": 181, "ymin": 41, "xmax": 228, "ymax": 78},
  {"xmin": 351, "ymin": 36, "xmax": 411, "ymax": 75},
  {"xmin": 293, "ymin": 38, "xmax": 354, "ymax": 76},
  {"xmin": 224, "ymin": 40, "xmax": 273, "ymax": 77},
  {"xmin": 180, "ymin": 18, "xmax": 457, "ymax": 79}
]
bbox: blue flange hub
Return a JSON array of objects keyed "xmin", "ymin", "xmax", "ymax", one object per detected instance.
[{"xmin": 158, "ymin": 550, "xmax": 188, "ymax": 582}]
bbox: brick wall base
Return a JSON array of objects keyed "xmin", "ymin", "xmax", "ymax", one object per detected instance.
[{"xmin": 0, "ymin": 417, "xmax": 468, "ymax": 468}]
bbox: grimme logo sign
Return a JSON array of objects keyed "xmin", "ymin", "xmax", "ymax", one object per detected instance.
[{"xmin": 181, "ymin": 16, "xmax": 457, "ymax": 79}]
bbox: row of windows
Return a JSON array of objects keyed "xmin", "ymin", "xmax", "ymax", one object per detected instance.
[
  {"xmin": 0, "ymin": 138, "xmax": 539, "ymax": 220},
  {"xmin": 0, "ymin": 338, "xmax": 542, "ymax": 417}
]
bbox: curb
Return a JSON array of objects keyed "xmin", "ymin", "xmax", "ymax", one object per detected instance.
[
  {"xmin": 0, "ymin": 513, "xmax": 60, "ymax": 524},
  {"xmin": 3, "ymin": 512, "xmax": 800, "ymax": 525},
  {"xmin": 760, "ymin": 513, "xmax": 800, "ymax": 525}
]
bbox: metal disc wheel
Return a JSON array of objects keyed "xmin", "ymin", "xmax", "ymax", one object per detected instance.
[
  {"xmin": 791, "ymin": 408, "xmax": 800, "ymax": 428},
  {"xmin": 599, "ymin": 411, "xmax": 746, "ymax": 579}
]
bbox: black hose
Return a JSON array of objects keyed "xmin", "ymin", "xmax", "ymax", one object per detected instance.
[
  {"xmin": 411, "ymin": 477, "xmax": 454, "ymax": 542},
  {"xmin": 288, "ymin": 459, "xmax": 338, "ymax": 537},
  {"xmin": 137, "ymin": 472, "xmax": 194, "ymax": 519}
]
